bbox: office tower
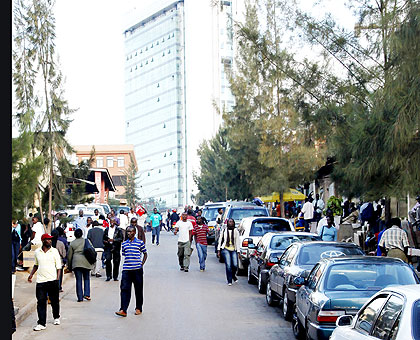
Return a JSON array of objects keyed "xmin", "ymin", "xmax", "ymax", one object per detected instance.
[{"xmin": 124, "ymin": 0, "xmax": 187, "ymax": 208}]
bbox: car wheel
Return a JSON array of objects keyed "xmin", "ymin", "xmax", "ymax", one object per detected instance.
[
  {"xmin": 258, "ymin": 271, "xmax": 266, "ymax": 294},
  {"xmin": 247, "ymin": 264, "xmax": 256, "ymax": 284},
  {"xmin": 266, "ymin": 281, "xmax": 278, "ymax": 306},
  {"xmin": 292, "ymin": 306, "xmax": 304, "ymax": 340},
  {"xmin": 282, "ymin": 290, "xmax": 293, "ymax": 321}
]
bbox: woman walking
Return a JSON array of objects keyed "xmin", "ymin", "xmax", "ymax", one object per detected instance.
[
  {"xmin": 217, "ymin": 218, "xmax": 241, "ymax": 285},
  {"xmin": 67, "ymin": 229, "xmax": 94, "ymax": 302},
  {"xmin": 318, "ymin": 215, "xmax": 338, "ymax": 241}
]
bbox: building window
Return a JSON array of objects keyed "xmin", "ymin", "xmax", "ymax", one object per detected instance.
[
  {"xmin": 117, "ymin": 157, "xmax": 124, "ymax": 167},
  {"xmin": 81, "ymin": 156, "xmax": 89, "ymax": 163},
  {"xmin": 112, "ymin": 175, "xmax": 127, "ymax": 186},
  {"xmin": 107, "ymin": 156, "xmax": 114, "ymax": 167},
  {"xmin": 96, "ymin": 157, "xmax": 104, "ymax": 168}
]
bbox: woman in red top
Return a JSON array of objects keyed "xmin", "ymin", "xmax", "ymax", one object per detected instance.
[{"xmin": 192, "ymin": 216, "xmax": 209, "ymax": 271}]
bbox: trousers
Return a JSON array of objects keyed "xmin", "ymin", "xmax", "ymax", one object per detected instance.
[
  {"xmin": 177, "ymin": 241, "xmax": 191, "ymax": 269},
  {"xmin": 120, "ymin": 268, "xmax": 144, "ymax": 312},
  {"xmin": 36, "ymin": 280, "xmax": 60, "ymax": 326}
]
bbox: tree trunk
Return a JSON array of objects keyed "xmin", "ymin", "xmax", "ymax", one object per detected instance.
[{"xmin": 36, "ymin": 185, "xmax": 46, "ymax": 233}]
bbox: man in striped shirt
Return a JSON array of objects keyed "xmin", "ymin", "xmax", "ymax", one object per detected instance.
[
  {"xmin": 193, "ymin": 216, "xmax": 209, "ymax": 271},
  {"xmin": 115, "ymin": 225, "xmax": 147, "ymax": 317},
  {"xmin": 378, "ymin": 217, "xmax": 410, "ymax": 263}
]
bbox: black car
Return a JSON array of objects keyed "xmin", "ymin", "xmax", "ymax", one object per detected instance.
[
  {"xmin": 266, "ymin": 241, "xmax": 364, "ymax": 321},
  {"xmin": 247, "ymin": 232, "xmax": 321, "ymax": 294}
]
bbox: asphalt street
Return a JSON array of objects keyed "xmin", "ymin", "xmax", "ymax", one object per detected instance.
[{"xmin": 13, "ymin": 231, "xmax": 294, "ymax": 340}]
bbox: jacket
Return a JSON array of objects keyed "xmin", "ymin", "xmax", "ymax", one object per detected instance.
[
  {"xmin": 103, "ymin": 226, "xmax": 124, "ymax": 252},
  {"xmin": 87, "ymin": 226, "xmax": 105, "ymax": 249},
  {"xmin": 217, "ymin": 227, "xmax": 241, "ymax": 252},
  {"xmin": 67, "ymin": 238, "xmax": 94, "ymax": 270}
]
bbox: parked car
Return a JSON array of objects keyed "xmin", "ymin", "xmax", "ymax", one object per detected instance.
[
  {"xmin": 238, "ymin": 216, "xmax": 294, "ymax": 272},
  {"xmin": 62, "ymin": 210, "xmax": 95, "ymax": 242},
  {"xmin": 330, "ymin": 284, "xmax": 420, "ymax": 340},
  {"xmin": 117, "ymin": 205, "xmax": 130, "ymax": 214},
  {"xmin": 216, "ymin": 202, "xmax": 269, "ymax": 263},
  {"xmin": 266, "ymin": 241, "xmax": 365, "ymax": 321},
  {"xmin": 74, "ymin": 203, "xmax": 106, "ymax": 217},
  {"xmin": 99, "ymin": 203, "xmax": 111, "ymax": 215},
  {"xmin": 292, "ymin": 256, "xmax": 420, "ymax": 340},
  {"xmin": 202, "ymin": 201, "xmax": 228, "ymax": 245},
  {"xmin": 248, "ymin": 231, "xmax": 320, "ymax": 293}
]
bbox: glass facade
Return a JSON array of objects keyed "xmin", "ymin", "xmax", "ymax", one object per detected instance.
[{"xmin": 124, "ymin": 0, "xmax": 187, "ymax": 209}]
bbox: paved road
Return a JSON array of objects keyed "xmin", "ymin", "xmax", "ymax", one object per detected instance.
[{"xmin": 13, "ymin": 232, "xmax": 293, "ymax": 340}]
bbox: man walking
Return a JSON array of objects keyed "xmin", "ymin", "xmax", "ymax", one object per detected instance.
[
  {"xmin": 103, "ymin": 217, "xmax": 124, "ymax": 281},
  {"xmin": 87, "ymin": 220, "xmax": 105, "ymax": 277},
  {"xmin": 313, "ymin": 194, "xmax": 325, "ymax": 223},
  {"xmin": 193, "ymin": 216, "xmax": 209, "ymax": 271},
  {"xmin": 115, "ymin": 226, "xmax": 148, "ymax": 317},
  {"xmin": 28, "ymin": 233, "xmax": 62, "ymax": 331},
  {"xmin": 174, "ymin": 212, "xmax": 193, "ymax": 272},
  {"xmin": 149, "ymin": 208, "xmax": 162, "ymax": 245},
  {"xmin": 31, "ymin": 216, "xmax": 45, "ymax": 246},
  {"xmin": 129, "ymin": 217, "xmax": 146, "ymax": 244},
  {"xmin": 379, "ymin": 217, "xmax": 410, "ymax": 263},
  {"xmin": 300, "ymin": 198, "xmax": 314, "ymax": 232}
]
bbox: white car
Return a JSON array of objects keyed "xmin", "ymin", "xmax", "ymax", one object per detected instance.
[
  {"xmin": 75, "ymin": 203, "xmax": 106, "ymax": 217},
  {"xmin": 61, "ymin": 210, "xmax": 95, "ymax": 242},
  {"xmin": 237, "ymin": 216, "xmax": 294, "ymax": 272},
  {"xmin": 330, "ymin": 284, "xmax": 420, "ymax": 340}
]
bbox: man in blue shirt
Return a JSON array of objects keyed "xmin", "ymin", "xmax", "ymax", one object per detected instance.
[
  {"xmin": 73, "ymin": 210, "xmax": 87, "ymax": 229},
  {"xmin": 115, "ymin": 225, "xmax": 147, "ymax": 317},
  {"xmin": 149, "ymin": 208, "xmax": 162, "ymax": 245}
]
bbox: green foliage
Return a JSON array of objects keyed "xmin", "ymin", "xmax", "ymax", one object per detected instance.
[
  {"xmin": 325, "ymin": 195, "xmax": 343, "ymax": 216},
  {"xmin": 122, "ymin": 154, "xmax": 140, "ymax": 207}
]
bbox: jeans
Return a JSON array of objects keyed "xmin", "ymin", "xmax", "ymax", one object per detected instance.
[
  {"xmin": 196, "ymin": 243, "xmax": 207, "ymax": 270},
  {"xmin": 11, "ymin": 241, "xmax": 20, "ymax": 273},
  {"xmin": 36, "ymin": 280, "xmax": 60, "ymax": 326},
  {"xmin": 177, "ymin": 241, "xmax": 192, "ymax": 269},
  {"xmin": 120, "ymin": 268, "xmax": 144, "ymax": 312},
  {"xmin": 104, "ymin": 250, "xmax": 121, "ymax": 280},
  {"xmin": 221, "ymin": 249, "xmax": 238, "ymax": 284},
  {"xmin": 74, "ymin": 267, "xmax": 91, "ymax": 300},
  {"xmin": 152, "ymin": 226, "xmax": 160, "ymax": 244}
]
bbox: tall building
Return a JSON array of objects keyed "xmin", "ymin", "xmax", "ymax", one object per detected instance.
[{"xmin": 123, "ymin": 0, "xmax": 187, "ymax": 208}]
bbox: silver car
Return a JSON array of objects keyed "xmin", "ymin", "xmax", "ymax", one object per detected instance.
[{"xmin": 330, "ymin": 284, "xmax": 420, "ymax": 340}]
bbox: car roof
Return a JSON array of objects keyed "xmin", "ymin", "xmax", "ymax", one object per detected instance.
[
  {"xmin": 379, "ymin": 284, "xmax": 420, "ymax": 297},
  {"xmin": 226, "ymin": 201, "xmax": 261, "ymax": 206},
  {"xmin": 242, "ymin": 216, "xmax": 289, "ymax": 222},
  {"xmin": 264, "ymin": 231, "xmax": 318, "ymax": 237},
  {"xmin": 300, "ymin": 241, "xmax": 359, "ymax": 247},
  {"xmin": 204, "ymin": 202, "xmax": 228, "ymax": 207},
  {"xmin": 320, "ymin": 255, "xmax": 406, "ymax": 264}
]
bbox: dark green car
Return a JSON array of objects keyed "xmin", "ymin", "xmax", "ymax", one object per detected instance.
[{"xmin": 293, "ymin": 256, "xmax": 420, "ymax": 340}]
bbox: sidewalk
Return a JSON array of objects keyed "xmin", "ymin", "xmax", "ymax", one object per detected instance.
[{"xmin": 12, "ymin": 268, "xmax": 74, "ymax": 326}]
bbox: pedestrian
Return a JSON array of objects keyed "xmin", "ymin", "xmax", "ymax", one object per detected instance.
[
  {"xmin": 128, "ymin": 217, "xmax": 146, "ymax": 244},
  {"xmin": 55, "ymin": 227, "xmax": 68, "ymax": 291},
  {"xmin": 214, "ymin": 208, "xmax": 224, "ymax": 254},
  {"xmin": 17, "ymin": 222, "xmax": 33, "ymax": 270},
  {"xmin": 408, "ymin": 195, "xmax": 420, "ymax": 225},
  {"xmin": 313, "ymin": 194, "xmax": 325, "ymax": 222},
  {"xmin": 27, "ymin": 233, "xmax": 62, "ymax": 331},
  {"xmin": 150, "ymin": 208, "xmax": 162, "ymax": 245},
  {"xmin": 50, "ymin": 229, "xmax": 67, "ymax": 293},
  {"xmin": 92, "ymin": 209, "xmax": 101, "ymax": 222},
  {"xmin": 119, "ymin": 210, "xmax": 129, "ymax": 238},
  {"xmin": 174, "ymin": 212, "xmax": 193, "ymax": 272},
  {"xmin": 73, "ymin": 209, "xmax": 87, "ymax": 230},
  {"xmin": 378, "ymin": 217, "xmax": 410, "ymax": 263},
  {"xmin": 217, "ymin": 218, "xmax": 241, "ymax": 286},
  {"xmin": 103, "ymin": 217, "xmax": 124, "ymax": 281},
  {"xmin": 275, "ymin": 202, "xmax": 281, "ymax": 217},
  {"xmin": 196, "ymin": 209, "xmax": 208, "ymax": 225},
  {"xmin": 300, "ymin": 197, "xmax": 314, "ymax": 232},
  {"xmin": 318, "ymin": 216, "xmax": 338, "ymax": 241},
  {"xmin": 193, "ymin": 216, "xmax": 209, "ymax": 271},
  {"xmin": 316, "ymin": 208, "xmax": 333, "ymax": 234},
  {"xmin": 87, "ymin": 220, "xmax": 105, "ymax": 277},
  {"xmin": 67, "ymin": 228, "xmax": 93, "ymax": 301},
  {"xmin": 11, "ymin": 220, "xmax": 21, "ymax": 274},
  {"xmin": 341, "ymin": 203, "xmax": 359, "ymax": 224},
  {"xmin": 115, "ymin": 225, "xmax": 148, "ymax": 317},
  {"xmin": 137, "ymin": 208, "xmax": 148, "ymax": 230},
  {"xmin": 169, "ymin": 209, "xmax": 179, "ymax": 231},
  {"xmin": 80, "ymin": 216, "xmax": 93, "ymax": 239},
  {"xmin": 31, "ymin": 216, "xmax": 45, "ymax": 246}
]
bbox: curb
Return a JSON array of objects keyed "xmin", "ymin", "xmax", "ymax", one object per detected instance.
[{"xmin": 15, "ymin": 272, "xmax": 73, "ymax": 326}]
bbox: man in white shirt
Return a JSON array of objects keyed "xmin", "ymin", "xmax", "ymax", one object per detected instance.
[
  {"xmin": 300, "ymin": 198, "xmax": 314, "ymax": 232},
  {"xmin": 28, "ymin": 233, "xmax": 62, "ymax": 331},
  {"xmin": 313, "ymin": 194, "xmax": 325, "ymax": 222},
  {"xmin": 174, "ymin": 212, "xmax": 193, "ymax": 272},
  {"xmin": 128, "ymin": 207, "xmax": 137, "ymax": 221},
  {"xmin": 80, "ymin": 217, "xmax": 93, "ymax": 239},
  {"xmin": 119, "ymin": 210, "xmax": 129, "ymax": 237},
  {"xmin": 31, "ymin": 216, "xmax": 45, "ymax": 245}
]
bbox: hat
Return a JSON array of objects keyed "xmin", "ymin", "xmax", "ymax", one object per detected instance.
[{"xmin": 41, "ymin": 233, "xmax": 53, "ymax": 241}]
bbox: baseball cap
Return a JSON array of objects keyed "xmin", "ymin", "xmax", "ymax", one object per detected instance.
[{"xmin": 41, "ymin": 233, "xmax": 53, "ymax": 241}]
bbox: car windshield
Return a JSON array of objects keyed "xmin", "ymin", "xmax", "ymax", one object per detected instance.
[
  {"xmin": 296, "ymin": 244, "xmax": 364, "ymax": 265},
  {"xmin": 325, "ymin": 262, "xmax": 419, "ymax": 290},
  {"xmin": 203, "ymin": 207, "xmax": 224, "ymax": 221},
  {"xmin": 230, "ymin": 208, "xmax": 268, "ymax": 222},
  {"xmin": 249, "ymin": 220, "xmax": 291, "ymax": 236},
  {"xmin": 270, "ymin": 234, "xmax": 320, "ymax": 250}
]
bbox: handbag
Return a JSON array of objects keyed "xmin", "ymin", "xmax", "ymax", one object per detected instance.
[{"xmin": 83, "ymin": 239, "xmax": 97, "ymax": 265}]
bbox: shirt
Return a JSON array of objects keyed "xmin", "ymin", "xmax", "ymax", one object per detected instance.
[
  {"xmin": 74, "ymin": 216, "xmax": 87, "ymax": 229},
  {"xmin": 175, "ymin": 220, "xmax": 193, "ymax": 243},
  {"xmin": 193, "ymin": 224, "xmax": 209, "ymax": 245},
  {"xmin": 378, "ymin": 226, "xmax": 409, "ymax": 252},
  {"xmin": 319, "ymin": 225, "xmax": 337, "ymax": 241},
  {"xmin": 122, "ymin": 237, "xmax": 147, "ymax": 271},
  {"xmin": 31, "ymin": 222, "xmax": 45, "ymax": 245},
  {"xmin": 314, "ymin": 199, "xmax": 325, "ymax": 213},
  {"xmin": 34, "ymin": 247, "xmax": 62, "ymax": 283},
  {"xmin": 301, "ymin": 202, "xmax": 314, "ymax": 220},
  {"xmin": 150, "ymin": 213, "xmax": 162, "ymax": 227}
]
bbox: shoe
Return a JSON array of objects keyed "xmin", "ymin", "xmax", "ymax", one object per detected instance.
[
  {"xmin": 134, "ymin": 309, "xmax": 142, "ymax": 315},
  {"xmin": 96, "ymin": 273, "xmax": 102, "ymax": 278},
  {"xmin": 228, "ymin": 283, "xmax": 232, "ymax": 286},
  {"xmin": 77, "ymin": 299, "xmax": 83, "ymax": 302},
  {"xmin": 200, "ymin": 269, "xmax": 204, "ymax": 272},
  {"xmin": 53, "ymin": 318, "xmax": 60, "ymax": 325},
  {"xmin": 114, "ymin": 278, "xmax": 119, "ymax": 281},
  {"xmin": 33, "ymin": 324, "xmax": 46, "ymax": 331},
  {"xmin": 180, "ymin": 267, "xmax": 184, "ymax": 271},
  {"xmin": 16, "ymin": 266, "xmax": 25, "ymax": 271},
  {"xmin": 234, "ymin": 279, "xmax": 238, "ymax": 283},
  {"xmin": 115, "ymin": 310, "xmax": 127, "ymax": 317},
  {"xmin": 106, "ymin": 278, "xmax": 111, "ymax": 281},
  {"xmin": 184, "ymin": 269, "xmax": 188, "ymax": 272},
  {"xmin": 91, "ymin": 273, "xmax": 96, "ymax": 276},
  {"xmin": 83, "ymin": 296, "xmax": 91, "ymax": 301},
  {"xmin": 156, "ymin": 243, "xmax": 159, "ymax": 246}
]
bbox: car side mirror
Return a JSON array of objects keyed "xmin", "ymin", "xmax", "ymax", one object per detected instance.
[
  {"xmin": 293, "ymin": 277, "xmax": 306, "ymax": 286},
  {"xmin": 336, "ymin": 315, "xmax": 353, "ymax": 327},
  {"xmin": 248, "ymin": 243, "xmax": 256, "ymax": 249}
]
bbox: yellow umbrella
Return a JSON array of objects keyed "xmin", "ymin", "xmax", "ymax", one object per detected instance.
[{"xmin": 260, "ymin": 189, "xmax": 306, "ymax": 202}]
